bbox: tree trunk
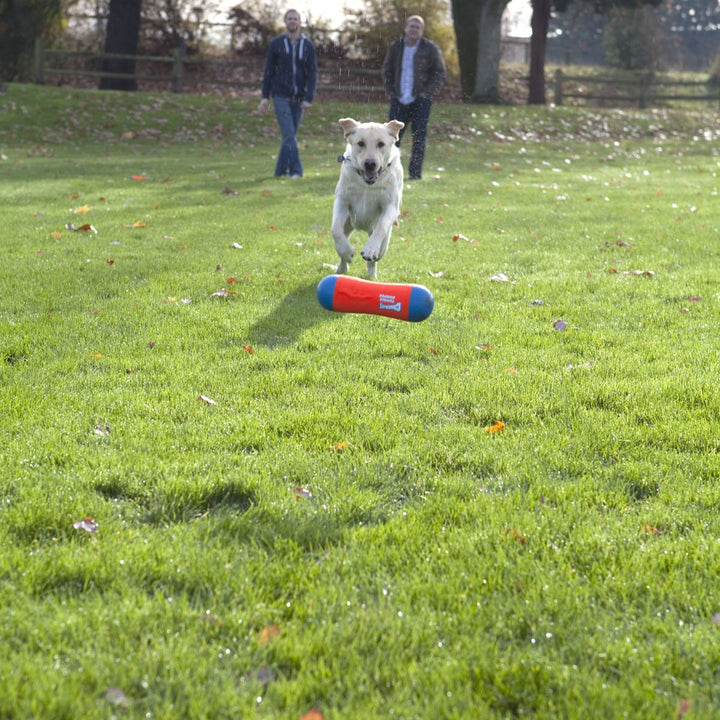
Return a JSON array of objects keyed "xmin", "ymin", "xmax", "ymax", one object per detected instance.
[
  {"xmin": 452, "ymin": 0, "xmax": 510, "ymax": 104},
  {"xmin": 528, "ymin": 0, "xmax": 551, "ymax": 104},
  {"xmin": 100, "ymin": 0, "xmax": 142, "ymax": 91}
]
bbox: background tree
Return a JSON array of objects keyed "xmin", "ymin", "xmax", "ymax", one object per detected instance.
[
  {"xmin": 451, "ymin": 0, "xmax": 510, "ymax": 103},
  {"xmin": 99, "ymin": 0, "xmax": 141, "ymax": 90},
  {"xmin": 342, "ymin": 0, "xmax": 455, "ymax": 70},
  {"xmin": 602, "ymin": 4, "xmax": 660, "ymax": 70},
  {"xmin": 527, "ymin": 0, "xmax": 663, "ymax": 104},
  {"xmin": 0, "ymin": 0, "xmax": 62, "ymax": 81}
]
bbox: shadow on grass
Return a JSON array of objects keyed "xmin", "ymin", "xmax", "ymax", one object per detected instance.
[{"xmin": 246, "ymin": 280, "xmax": 338, "ymax": 348}]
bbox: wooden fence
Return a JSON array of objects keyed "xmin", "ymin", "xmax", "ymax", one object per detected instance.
[
  {"xmin": 34, "ymin": 40, "xmax": 720, "ymax": 108},
  {"xmin": 553, "ymin": 68, "xmax": 720, "ymax": 109},
  {"xmin": 33, "ymin": 39, "xmax": 385, "ymax": 97}
]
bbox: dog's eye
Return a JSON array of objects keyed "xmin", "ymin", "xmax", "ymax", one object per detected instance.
[
  {"xmin": 357, "ymin": 141, "xmax": 365, "ymax": 148},
  {"xmin": 377, "ymin": 142, "xmax": 385, "ymax": 148}
]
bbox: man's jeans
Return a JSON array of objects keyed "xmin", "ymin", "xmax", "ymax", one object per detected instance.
[
  {"xmin": 389, "ymin": 96, "xmax": 432, "ymax": 179},
  {"xmin": 273, "ymin": 96, "xmax": 303, "ymax": 177}
]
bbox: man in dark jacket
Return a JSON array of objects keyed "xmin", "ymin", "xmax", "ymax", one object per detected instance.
[
  {"xmin": 258, "ymin": 9, "xmax": 317, "ymax": 178},
  {"xmin": 382, "ymin": 16, "xmax": 446, "ymax": 180}
]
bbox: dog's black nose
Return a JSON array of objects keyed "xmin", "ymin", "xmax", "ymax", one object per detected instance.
[{"xmin": 364, "ymin": 160, "xmax": 376, "ymax": 171}]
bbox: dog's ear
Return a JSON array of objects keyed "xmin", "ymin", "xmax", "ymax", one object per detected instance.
[
  {"xmin": 339, "ymin": 118, "xmax": 359, "ymax": 137},
  {"xmin": 385, "ymin": 120, "xmax": 405, "ymax": 141}
]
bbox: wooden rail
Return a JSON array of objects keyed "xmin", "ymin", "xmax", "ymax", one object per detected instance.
[
  {"xmin": 34, "ymin": 39, "xmax": 385, "ymax": 95},
  {"xmin": 553, "ymin": 68, "xmax": 720, "ymax": 109}
]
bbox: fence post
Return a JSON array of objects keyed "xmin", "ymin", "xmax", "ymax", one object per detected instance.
[
  {"xmin": 35, "ymin": 38, "xmax": 45, "ymax": 85},
  {"xmin": 172, "ymin": 40, "xmax": 186, "ymax": 93},
  {"xmin": 554, "ymin": 69, "xmax": 563, "ymax": 106}
]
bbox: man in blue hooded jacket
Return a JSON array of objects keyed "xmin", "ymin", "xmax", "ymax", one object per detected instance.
[{"xmin": 258, "ymin": 9, "xmax": 317, "ymax": 178}]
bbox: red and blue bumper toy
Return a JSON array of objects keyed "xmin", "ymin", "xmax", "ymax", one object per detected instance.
[{"xmin": 317, "ymin": 274, "xmax": 434, "ymax": 322}]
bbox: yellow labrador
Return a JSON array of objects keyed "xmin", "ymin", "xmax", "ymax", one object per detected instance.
[{"xmin": 332, "ymin": 117, "xmax": 404, "ymax": 279}]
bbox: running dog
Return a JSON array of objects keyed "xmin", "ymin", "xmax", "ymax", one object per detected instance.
[{"xmin": 331, "ymin": 117, "xmax": 404, "ymax": 279}]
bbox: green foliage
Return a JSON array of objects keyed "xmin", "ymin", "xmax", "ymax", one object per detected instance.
[
  {"xmin": 342, "ymin": 0, "xmax": 453, "ymax": 66},
  {"xmin": 0, "ymin": 0, "xmax": 62, "ymax": 80},
  {"xmin": 709, "ymin": 50, "xmax": 720, "ymax": 86},
  {"xmin": 602, "ymin": 4, "xmax": 661, "ymax": 70},
  {"xmin": 1, "ymin": 83, "xmax": 720, "ymax": 719}
]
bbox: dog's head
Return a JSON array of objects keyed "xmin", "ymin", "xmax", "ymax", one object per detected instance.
[{"xmin": 338, "ymin": 117, "xmax": 404, "ymax": 185}]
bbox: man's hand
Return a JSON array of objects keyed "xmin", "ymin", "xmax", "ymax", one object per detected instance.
[
  {"xmin": 301, "ymin": 101, "xmax": 312, "ymax": 112},
  {"xmin": 258, "ymin": 98, "xmax": 270, "ymax": 114}
]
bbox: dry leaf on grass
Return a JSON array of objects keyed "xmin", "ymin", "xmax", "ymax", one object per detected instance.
[
  {"xmin": 73, "ymin": 517, "xmax": 98, "ymax": 534},
  {"xmin": 485, "ymin": 421, "xmax": 505, "ymax": 434}
]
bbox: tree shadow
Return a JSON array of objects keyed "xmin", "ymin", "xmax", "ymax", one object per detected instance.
[{"xmin": 246, "ymin": 280, "xmax": 338, "ymax": 348}]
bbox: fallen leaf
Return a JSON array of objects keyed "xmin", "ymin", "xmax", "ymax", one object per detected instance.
[
  {"xmin": 259, "ymin": 625, "xmax": 281, "ymax": 645},
  {"xmin": 72, "ymin": 204, "xmax": 90, "ymax": 214},
  {"xmin": 622, "ymin": 269, "xmax": 654, "ymax": 276},
  {"xmin": 231, "ymin": 242, "xmax": 243, "ymax": 250},
  {"xmin": 642, "ymin": 523, "xmax": 664, "ymax": 535},
  {"xmin": 73, "ymin": 517, "xmax": 98, "ymax": 534},
  {"xmin": 222, "ymin": 187, "xmax": 238, "ymax": 195},
  {"xmin": 93, "ymin": 425, "xmax": 111, "ymax": 436},
  {"xmin": 52, "ymin": 230, "xmax": 62, "ymax": 239},
  {"xmin": 333, "ymin": 441, "xmax": 353, "ymax": 452},
  {"xmin": 255, "ymin": 667, "xmax": 275, "ymax": 684},
  {"xmin": 677, "ymin": 699, "xmax": 691, "ymax": 719},
  {"xmin": 427, "ymin": 347, "xmax": 439, "ymax": 355},
  {"xmin": 687, "ymin": 296, "xmax": 702, "ymax": 302},
  {"xmin": 294, "ymin": 486, "xmax": 312, "ymax": 499},
  {"xmin": 475, "ymin": 343, "xmax": 492, "ymax": 351},
  {"xmin": 105, "ymin": 687, "xmax": 130, "ymax": 708},
  {"xmin": 300, "ymin": 710, "xmax": 325, "ymax": 720},
  {"xmin": 504, "ymin": 527, "xmax": 526, "ymax": 545},
  {"xmin": 130, "ymin": 174, "xmax": 148, "ymax": 180},
  {"xmin": 243, "ymin": 345, "xmax": 253, "ymax": 355},
  {"xmin": 198, "ymin": 395, "xmax": 217, "ymax": 405},
  {"xmin": 226, "ymin": 277, "xmax": 237, "ymax": 284},
  {"xmin": 485, "ymin": 420, "xmax": 505, "ymax": 434},
  {"xmin": 489, "ymin": 272, "xmax": 509, "ymax": 282},
  {"xmin": 66, "ymin": 223, "xmax": 97, "ymax": 233}
]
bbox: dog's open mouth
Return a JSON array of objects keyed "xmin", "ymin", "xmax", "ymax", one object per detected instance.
[{"xmin": 361, "ymin": 168, "xmax": 381, "ymax": 184}]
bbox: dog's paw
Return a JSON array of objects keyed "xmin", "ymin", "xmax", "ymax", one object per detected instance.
[
  {"xmin": 360, "ymin": 243, "xmax": 380, "ymax": 263},
  {"xmin": 336, "ymin": 259, "xmax": 350, "ymax": 274}
]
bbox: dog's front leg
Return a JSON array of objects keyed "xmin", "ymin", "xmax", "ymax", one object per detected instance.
[
  {"xmin": 331, "ymin": 198, "xmax": 354, "ymax": 274},
  {"xmin": 361, "ymin": 209, "xmax": 396, "ymax": 274}
]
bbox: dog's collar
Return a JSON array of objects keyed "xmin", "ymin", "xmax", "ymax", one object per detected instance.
[{"xmin": 337, "ymin": 154, "xmax": 351, "ymax": 163}]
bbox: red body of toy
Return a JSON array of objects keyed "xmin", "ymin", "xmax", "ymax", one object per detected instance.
[{"xmin": 317, "ymin": 274, "xmax": 434, "ymax": 322}]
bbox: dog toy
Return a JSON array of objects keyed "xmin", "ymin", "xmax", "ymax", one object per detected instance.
[{"xmin": 317, "ymin": 274, "xmax": 434, "ymax": 322}]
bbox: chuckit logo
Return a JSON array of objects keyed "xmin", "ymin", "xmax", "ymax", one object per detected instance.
[{"xmin": 378, "ymin": 293, "xmax": 402, "ymax": 313}]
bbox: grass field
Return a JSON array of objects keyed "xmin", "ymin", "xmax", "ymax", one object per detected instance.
[{"xmin": 1, "ymin": 82, "xmax": 720, "ymax": 719}]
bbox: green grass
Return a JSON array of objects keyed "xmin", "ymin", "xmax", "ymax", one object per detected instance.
[{"xmin": 1, "ymin": 83, "xmax": 720, "ymax": 719}]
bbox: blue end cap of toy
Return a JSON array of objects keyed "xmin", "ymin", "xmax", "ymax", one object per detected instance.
[
  {"xmin": 407, "ymin": 285, "xmax": 434, "ymax": 322},
  {"xmin": 317, "ymin": 274, "xmax": 339, "ymax": 311}
]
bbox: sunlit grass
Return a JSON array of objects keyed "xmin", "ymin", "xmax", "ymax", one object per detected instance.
[{"xmin": 1, "ymin": 83, "xmax": 720, "ymax": 719}]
